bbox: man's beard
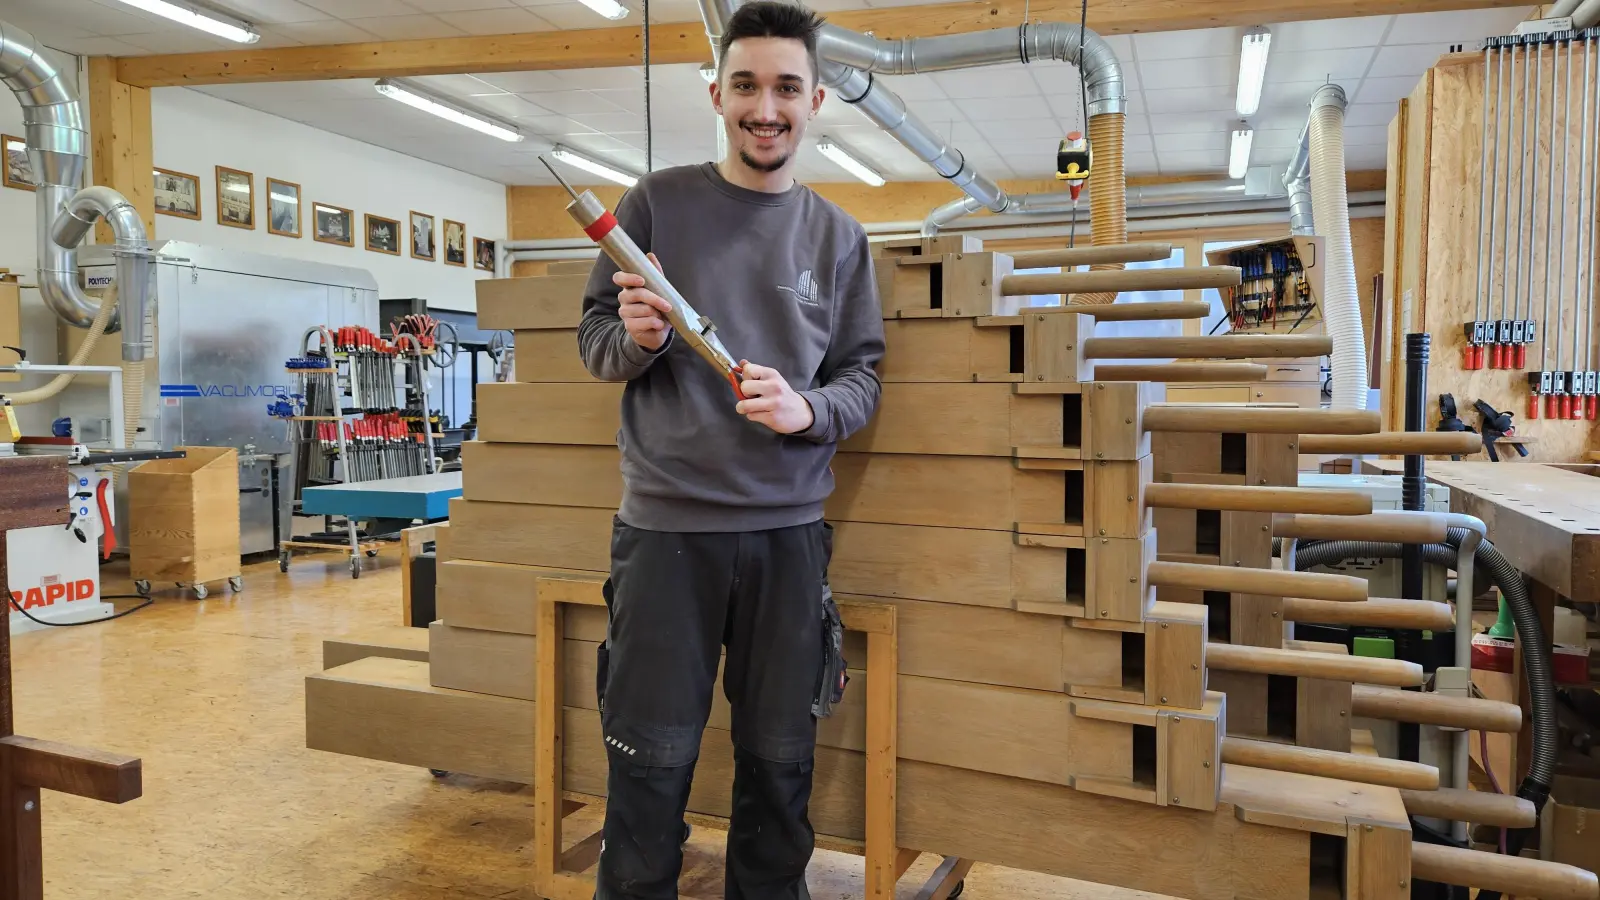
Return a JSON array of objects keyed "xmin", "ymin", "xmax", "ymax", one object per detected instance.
[{"xmin": 738, "ymin": 147, "xmax": 791, "ymax": 173}]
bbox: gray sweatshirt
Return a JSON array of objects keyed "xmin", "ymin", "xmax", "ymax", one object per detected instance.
[{"xmin": 578, "ymin": 163, "xmax": 885, "ymax": 532}]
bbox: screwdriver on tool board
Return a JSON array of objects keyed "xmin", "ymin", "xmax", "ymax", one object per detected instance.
[{"xmin": 539, "ymin": 155, "xmax": 746, "ymax": 399}]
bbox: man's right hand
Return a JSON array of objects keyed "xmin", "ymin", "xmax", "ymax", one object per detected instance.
[{"xmin": 614, "ymin": 253, "xmax": 673, "ymax": 352}]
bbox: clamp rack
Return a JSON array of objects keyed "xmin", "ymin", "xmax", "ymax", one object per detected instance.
[{"xmin": 273, "ymin": 326, "xmax": 441, "ymax": 578}]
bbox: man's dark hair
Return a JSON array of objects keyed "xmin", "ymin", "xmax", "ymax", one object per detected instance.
[{"xmin": 716, "ymin": 1, "xmax": 825, "ymax": 83}]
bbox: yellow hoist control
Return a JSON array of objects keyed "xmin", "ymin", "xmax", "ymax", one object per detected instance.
[{"xmin": 1055, "ymin": 132, "xmax": 1092, "ymax": 199}]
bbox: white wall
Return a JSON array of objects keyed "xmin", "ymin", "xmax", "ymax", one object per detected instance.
[{"xmin": 152, "ymin": 87, "xmax": 506, "ymax": 311}]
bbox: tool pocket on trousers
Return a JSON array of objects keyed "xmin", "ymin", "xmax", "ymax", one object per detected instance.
[{"xmin": 812, "ymin": 522, "xmax": 848, "ymax": 719}]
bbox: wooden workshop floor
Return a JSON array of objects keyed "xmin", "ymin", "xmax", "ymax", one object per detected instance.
[{"xmin": 15, "ymin": 555, "xmax": 1164, "ymax": 900}]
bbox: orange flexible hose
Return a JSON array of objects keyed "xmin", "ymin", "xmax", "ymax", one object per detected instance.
[{"xmin": 1078, "ymin": 112, "xmax": 1126, "ymax": 305}]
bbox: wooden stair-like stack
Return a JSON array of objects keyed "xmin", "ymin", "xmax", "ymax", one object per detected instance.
[{"xmin": 306, "ymin": 238, "xmax": 1598, "ymax": 900}]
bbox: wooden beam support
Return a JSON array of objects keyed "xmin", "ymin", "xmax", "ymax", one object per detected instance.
[
  {"xmin": 0, "ymin": 737, "xmax": 141, "ymax": 805},
  {"xmin": 1350, "ymin": 685, "xmax": 1522, "ymax": 733},
  {"xmin": 86, "ymin": 57, "xmax": 155, "ymax": 240},
  {"xmin": 1409, "ymin": 842, "xmax": 1600, "ymax": 900},
  {"xmin": 1219, "ymin": 737, "xmax": 1440, "ymax": 791},
  {"xmin": 1206, "ymin": 642, "xmax": 1425, "ymax": 688},
  {"xmin": 114, "ymin": 0, "xmax": 1531, "ymax": 87},
  {"xmin": 1144, "ymin": 483, "xmax": 1373, "ymax": 516},
  {"xmin": 1281, "ymin": 596, "xmax": 1456, "ymax": 631},
  {"xmin": 1298, "ymin": 432, "xmax": 1483, "ymax": 455},
  {"xmin": 1399, "ymin": 787, "xmax": 1536, "ymax": 828}
]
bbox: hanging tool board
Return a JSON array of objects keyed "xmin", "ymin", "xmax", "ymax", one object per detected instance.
[{"xmin": 1205, "ymin": 235, "xmax": 1325, "ymax": 334}]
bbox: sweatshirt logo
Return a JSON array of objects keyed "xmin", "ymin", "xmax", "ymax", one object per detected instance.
[{"xmin": 777, "ymin": 269, "xmax": 821, "ymax": 306}]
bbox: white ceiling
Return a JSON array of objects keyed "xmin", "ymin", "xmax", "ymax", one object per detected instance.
[{"xmin": 2, "ymin": 0, "xmax": 1535, "ymax": 185}]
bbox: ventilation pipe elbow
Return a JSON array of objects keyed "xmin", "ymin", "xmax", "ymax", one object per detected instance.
[
  {"xmin": 0, "ymin": 18, "xmax": 150, "ymax": 362},
  {"xmin": 54, "ymin": 186, "xmax": 151, "ymax": 362}
]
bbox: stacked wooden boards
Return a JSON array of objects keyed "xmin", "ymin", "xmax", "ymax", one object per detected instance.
[{"xmin": 305, "ymin": 239, "xmax": 1597, "ymax": 900}]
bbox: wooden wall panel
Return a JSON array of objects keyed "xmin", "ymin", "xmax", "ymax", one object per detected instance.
[
  {"xmin": 476, "ymin": 275, "xmax": 586, "ymax": 330},
  {"xmin": 447, "ymin": 499, "xmax": 611, "ymax": 572},
  {"xmin": 476, "ymin": 382, "xmax": 622, "ymax": 444},
  {"xmin": 842, "ymin": 384, "xmax": 1064, "ymax": 456},
  {"xmin": 878, "ymin": 318, "xmax": 1018, "ymax": 382},
  {"xmin": 513, "ymin": 330, "xmax": 595, "ymax": 382},
  {"xmin": 437, "ymin": 559, "xmax": 609, "ymax": 638}
]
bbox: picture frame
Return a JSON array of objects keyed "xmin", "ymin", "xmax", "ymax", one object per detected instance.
[
  {"xmin": 313, "ymin": 202, "xmax": 354, "ymax": 247},
  {"xmin": 366, "ymin": 214, "xmax": 401, "ymax": 256},
  {"xmin": 266, "ymin": 178, "xmax": 302, "ymax": 238},
  {"xmin": 409, "ymin": 210, "xmax": 436, "ymax": 261},
  {"xmin": 215, "ymin": 165, "xmax": 255, "ymax": 229},
  {"xmin": 443, "ymin": 219, "xmax": 467, "ymax": 267},
  {"xmin": 2, "ymin": 135, "xmax": 35, "ymax": 191},
  {"xmin": 153, "ymin": 167, "xmax": 200, "ymax": 219},
  {"xmin": 474, "ymin": 237, "xmax": 496, "ymax": 273}
]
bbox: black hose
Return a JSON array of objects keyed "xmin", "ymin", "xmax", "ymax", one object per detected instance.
[{"xmin": 1288, "ymin": 528, "xmax": 1556, "ymax": 885}]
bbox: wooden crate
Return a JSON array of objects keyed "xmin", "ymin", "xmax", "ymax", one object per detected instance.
[{"xmin": 129, "ymin": 446, "xmax": 240, "ymax": 585}]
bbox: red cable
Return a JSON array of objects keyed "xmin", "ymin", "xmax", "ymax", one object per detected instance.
[{"xmin": 95, "ymin": 477, "xmax": 115, "ymax": 560}]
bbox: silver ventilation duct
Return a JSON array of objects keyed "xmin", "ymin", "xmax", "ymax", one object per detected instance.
[
  {"xmin": 1284, "ymin": 120, "xmax": 1314, "ymax": 236},
  {"xmin": 923, "ymin": 179, "xmax": 1250, "ymax": 235},
  {"xmin": 0, "ymin": 19, "xmax": 150, "ymax": 361}
]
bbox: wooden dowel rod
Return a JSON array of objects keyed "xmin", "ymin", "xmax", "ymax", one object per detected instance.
[
  {"xmin": 1143, "ymin": 406, "xmax": 1380, "ymax": 435},
  {"xmin": 1399, "ymin": 787, "xmax": 1537, "ymax": 828},
  {"xmin": 1145, "ymin": 483, "xmax": 1373, "ymax": 516},
  {"xmin": 1410, "ymin": 842, "xmax": 1600, "ymax": 900},
  {"xmin": 1084, "ymin": 334, "xmax": 1332, "ymax": 360},
  {"xmin": 1350, "ymin": 685, "xmax": 1522, "ymax": 733},
  {"xmin": 1272, "ymin": 511, "xmax": 1449, "ymax": 543},
  {"xmin": 1147, "ymin": 561, "xmax": 1368, "ymax": 603},
  {"xmin": 1008, "ymin": 243, "xmax": 1175, "ymax": 268},
  {"xmin": 1298, "ymin": 432, "xmax": 1483, "ymax": 455},
  {"xmin": 1206, "ymin": 642, "xmax": 1424, "ymax": 687},
  {"xmin": 1061, "ymin": 300, "xmax": 1211, "ymax": 321},
  {"xmin": 1220, "ymin": 737, "xmax": 1439, "ymax": 791},
  {"xmin": 1093, "ymin": 363, "xmax": 1268, "ymax": 382},
  {"xmin": 1281, "ymin": 597, "xmax": 1456, "ymax": 631},
  {"xmin": 1000, "ymin": 266, "xmax": 1241, "ymax": 296}
]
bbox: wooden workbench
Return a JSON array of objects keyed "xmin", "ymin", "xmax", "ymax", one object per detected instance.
[
  {"xmin": 1360, "ymin": 460, "xmax": 1600, "ymax": 605},
  {"xmin": 1359, "ymin": 459, "xmax": 1598, "ymax": 787}
]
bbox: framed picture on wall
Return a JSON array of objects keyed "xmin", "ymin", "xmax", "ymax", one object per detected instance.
[
  {"xmin": 410, "ymin": 211, "xmax": 435, "ymax": 261},
  {"xmin": 366, "ymin": 214, "xmax": 401, "ymax": 256},
  {"xmin": 474, "ymin": 237, "xmax": 496, "ymax": 272},
  {"xmin": 153, "ymin": 167, "xmax": 200, "ymax": 219},
  {"xmin": 313, "ymin": 202, "xmax": 354, "ymax": 247},
  {"xmin": 443, "ymin": 219, "xmax": 466, "ymax": 267},
  {"xmin": 3, "ymin": 135, "xmax": 35, "ymax": 191},
  {"xmin": 215, "ymin": 166, "xmax": 255, "ymax": 229},
  {"xmin": 266, "ymin": 178, "xmax": 301, "ymax": 238}
]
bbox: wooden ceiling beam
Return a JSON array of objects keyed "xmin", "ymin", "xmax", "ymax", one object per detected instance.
[{"xmin": 116, "ymin": 0, "xmax": 1528, "ymax": 87}]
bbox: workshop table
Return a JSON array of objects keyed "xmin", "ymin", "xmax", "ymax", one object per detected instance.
[
  {"xmin": 300, "ymin": 471, "xmax": 462, "ymax": 522},
  {"xmin": 1360, "ymin": 459, "xmax": 1599, "ymax": 784}
]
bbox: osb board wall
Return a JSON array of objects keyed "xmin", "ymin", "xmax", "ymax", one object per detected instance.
[{"xmin": 1386, "ymin": 49, "xmax": 1600, "ymax": 461}]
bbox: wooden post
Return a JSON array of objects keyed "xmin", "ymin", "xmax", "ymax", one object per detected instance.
[
  {"xmin": 533, "ymin": 594, "xmax": 565, "ymax": 899},
  {"xmin": 86, "ymin": 57, "xmax": 156, "ymax": 241},
  {"xmin": 863, "ymin": 610, "xmax": 898, "ymax": 900}
]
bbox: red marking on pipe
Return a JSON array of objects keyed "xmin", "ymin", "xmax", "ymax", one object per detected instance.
[{"xmin": 582, "ymin": 211, "xmax": 618, "ymax": 242}]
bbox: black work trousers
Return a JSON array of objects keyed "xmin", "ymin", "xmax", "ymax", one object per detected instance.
[{"xmin": 593, "ymin": 517, "xmax": 831, "ymax": 900}]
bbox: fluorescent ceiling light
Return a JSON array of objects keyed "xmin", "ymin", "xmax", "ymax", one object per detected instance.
[
  {"xmin": 374, "ymin": 78, "xmax": 524, "ymax": 143},
  {"xmin": 1236, "ymin": 27, "xmax": 1271, "ymax": 117},
  {"xmin": 816, "ymin": 136, "xmax": 885, "ymax": 187},
  {"xmin": 577, "ymin": 0, "xmax": 630, "ymax": 20},
  {"xmin": 1228, "ymin": 125, "xmax": 1254, "ymax": 180},
  {"xmin": 551, "ymin": 145, "xmax": 639, "ymax": 187},
  {"xmin": 110, "ymin": 0, "xmax": 259, "ymax": 43}
]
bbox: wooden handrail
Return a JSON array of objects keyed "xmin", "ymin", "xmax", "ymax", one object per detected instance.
[
  {"xmin": 1147, "ymin": 561, "xmax": 1368, "ymax": 603},
  {"xmin": 1084, "ymin": 334, "xmax": 1332, "ymax": 360},
  {"xmin": 0, "ymin": 735, "xmax": 142, "ymax": 804},
  {"xmin": 1350, "ymin": 685, "xmax": 1521, "ymax": 733},
  {"xmin": 1056, "ymin": 300, "xmax": 1211, "ymax": 321},
  {"xmin": 1281, "ymin": 597, "xmax": 1456, "ymax": 631},
  {"xmin": 1093, "ymin": 363, "xmax": 1268, "ymax": 382},
  {"xmin": 1273, "ymin": 511, "xmax": 1448, "ymax": 543},
  {"xmin": 1410, "ymin": 842, "xmax": 1600, "ymax": 900},
  {"xmin": 1298, "ymin": 432, "xmax": 1483, "ymax": 455},
  {"xmin": 1206, "ymin": 643, "xmax": 1424, "ymax": 688},
  {"xmin": 1008, "ymin": 243, "xmax": 1174, "ymax": 268},
  {"xmin": 1143, "ymin": 405, "xmax": 1380, "ymax": 435},
  {"xmin": 1220, "ymin": 737, "xmax": 1439, "ymax": 790},
  {"xmin": 1399, "ymin": 787, "xmax": 1536, "ymax": 828},
  {"xmin": 1000, "ymin": 266, "xmax": 1240, "ymax": 296},
  {"xmin": 1145, "ymin": 483, "xmax": 1372, "ymax": 516}
]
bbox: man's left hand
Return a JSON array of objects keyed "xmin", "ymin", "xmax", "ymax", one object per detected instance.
[{"xmin": 734, "ymin": 360, "xmax": 814, "ymax": 434}]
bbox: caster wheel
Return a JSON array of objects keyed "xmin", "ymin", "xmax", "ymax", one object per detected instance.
[
  {"xmin": 350, "ymin": 559, "xmax": 362, "ymax": 579},
  {"xmin": 365, "ymin": 549, "xmax": 379, "ymax": 558},
  {"xmin": 134, "ymin": 580, "xmax": 151, "ymax": 598},
  {"xmin": 429, "ymin": 769, "xmax": 450, "ymax": 778},
  {"xmin": 948, "ymin": 879, "xmax": 964, "ymax": 899},
  {"xmin": 193, "ymin": 584, "xmax": 209, "ymax": 600},
  {"xmin": 228, "ymin": 576, "xmax": 243, "ymax": 593},
  {"xmin": 278, "ymin": 551, "xmax": 290, "ymax": 573}
]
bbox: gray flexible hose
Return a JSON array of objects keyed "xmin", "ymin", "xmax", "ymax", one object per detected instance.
[{"xmin": 1287, "ymin": 529, "xmax": 1554, "ymax": 793}]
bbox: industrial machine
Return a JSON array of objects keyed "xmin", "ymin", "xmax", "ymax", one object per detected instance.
[{"xmin": 63, "ymin": 241, "xmax": 379, "ymax": 555}]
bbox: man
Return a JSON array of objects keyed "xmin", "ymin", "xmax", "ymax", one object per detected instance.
[{"xmin": 576, "ymin": 3, "xmax": 884, "ymax": 898}]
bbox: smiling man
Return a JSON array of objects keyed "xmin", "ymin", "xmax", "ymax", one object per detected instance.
[{"xmin": 576, "ymin": 2, "xmax": 885, "ymax": 898}]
